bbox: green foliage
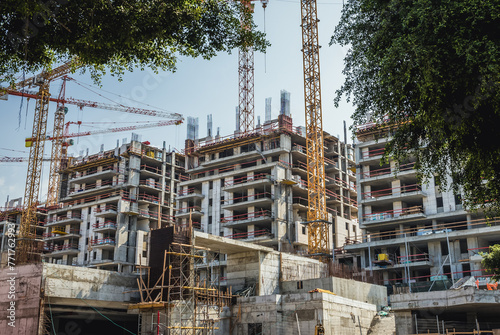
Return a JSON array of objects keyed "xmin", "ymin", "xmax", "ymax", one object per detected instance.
[
  {"xmin": 481, "ymin": 245, "xmax": 500, "ymax": 281},
  {"xmin": 0, "ymin": 0, "xmax": 268, "ymax": 83},
  {"xmin": 331, "ymin": 0, "xmax": 500, "ymax": 214}
]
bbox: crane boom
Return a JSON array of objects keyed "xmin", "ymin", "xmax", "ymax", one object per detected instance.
[
  {"xmin": 300, "ymin": 0, "xmax": 329, "ymax": 259},
  {"xmin": 3, "ymin": 89, "xmax": 183, "ymax": 120}
]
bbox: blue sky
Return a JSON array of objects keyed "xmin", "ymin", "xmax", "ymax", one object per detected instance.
[{"xmin": 0, "ymin": 0, "xmax": 353, "ymax": 205}]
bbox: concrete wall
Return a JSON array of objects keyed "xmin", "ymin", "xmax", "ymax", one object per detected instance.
[
  {"xmin": 282, "ymin": 276, "xmax": 388, "ymax": 307},
  {"xmin": 227, "ymin": 250, "xmax": 327, "ymax": 296},
  {"xmin": 0, "ymin": 263, "xmax": 42, "ymax": 335},
  {"xmin": 391, "ymin": 287, "xmax": 500, "ymax": 311},
  {"xmin": 232, "ymin": 292, "xmax": 377, "ymax": 335},
  {"xmin": 42, "ymin": 263, "xmax": 139, "ymax": 304}
]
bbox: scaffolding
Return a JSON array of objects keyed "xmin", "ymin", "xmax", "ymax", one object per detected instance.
[{"xmin": 131, "ymin": 224, "xmax": 232, "ymax": 335}]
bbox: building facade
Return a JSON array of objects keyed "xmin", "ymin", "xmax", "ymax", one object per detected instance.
[
  {"xmin": 343, "ymin": 122, "xmax": 500, "ymax": 334},
  {"xmin": 177, "ymin": 116, "xmax": 358, "ymax": 284},
  {"xmin": 42, "ymin": 140, "xmax": 185, "ymax": 273}
]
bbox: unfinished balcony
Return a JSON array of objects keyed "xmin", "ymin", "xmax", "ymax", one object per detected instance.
[
  {"xmin": 221, "ymin": 210, "xmax": 273, "ymax": 228},
  {"xmin": 222, "ymin": 173, "xmax": 273, "ymax": 192},
  {"xmin": 358, "ymin": 146, "xmax": 385, "ymax": 164},
  {"xmin": 325, "ymin": 189, "xmax": 358, "ymax": 208},
  {"xmin": 43, "ymin": 243, "xmax": 79, "ymax": 256},
  {"xmin": 176, "ymin": 206, "xmax": 204, "ymax": 219},
  {"xmin": 138, "ymin": 179, "xmax": 163, "ymax": 192},
  {"xmin": 90, "ymin": 237, "xmax": 116, "ymax": 250},
  {"xmin": 361, "ymin": 184, "xmax": 426, "ymax": 205},
  {"xmin": 68, "ymin": 180, "xmax": 114, "ymax": 198},
  {"xmin": 362, "ymin": 206, "xmax": 426, "ymax": 224},
  {"xmin": 70, "ymin": 165, "xmax": 119, "ymax": 184},
  {"xmin": 370, "ymin": 253, "xmax": 432, "ymax": 271},
  {"xmin": 94, "ymin": 204, "xmax": 118, "ymax": 218},
  {"xmin": 176, "ymin": 187, "xmax": 205, "ymax": 201},
  {"xmin": 225, "ymin": 228, "xmax": 274, "ymax": 244},
  {"xmin": 360, "ymin": 162, "xmax": 416, "ymax": 183},
  {"xmin": 221, "ymin": 192, "xmax": 273, "ymax": 211},
  {"xmin": 43, "ymin": 228, "xmax": 81, "ymax": 242},
  {"xmin": 45, "ymin": 214, "xmax": 83, "ymax": 227},
  {"xmin": 93, "ymin": 221, "xmax": 118, "ymax": 233},
  {"xmin": 140, "ymin": 164, "xmax": 163, "ymax": 178},
  {"xmin": 137, "ymin": 193, "xmax": 161, "ymax": 205}
]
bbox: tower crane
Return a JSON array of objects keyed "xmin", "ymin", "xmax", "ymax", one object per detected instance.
[
  {"xmin": 3, "ymin": 75, "xmax": 184, "ymax": 208},
  {"xmin": 300, "ymin": 0, "xmax": 329, "ymax": 259},
  {"xmin": 7, "ymin": 59, "xmax": 78, "ymax": 264},
  {"xmin": 238, "ymin": 0, "xmax": 268, "ymax": 133},
  {"xmin": 4, "ymin": 60, "xmax": 183, "ymax": 263}
]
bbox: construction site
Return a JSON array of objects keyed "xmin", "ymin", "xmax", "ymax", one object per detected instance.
[{"xmin": 1, "ymin": 1, "xmax": 500, "ymax": 335}]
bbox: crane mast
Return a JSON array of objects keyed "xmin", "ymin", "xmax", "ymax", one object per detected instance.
[
  {"xmin": 300, "ymin": 0, "xmax": 329, "ymax": 259},
  {"xmin": 46, "ymin": 77, "xmax": 68, "ymax": 206},
  {"xmin": 238, "ymin": 0, "xmax": 255, "ymax": 133}
]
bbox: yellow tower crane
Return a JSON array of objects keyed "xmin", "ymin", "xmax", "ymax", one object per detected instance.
[
  {"xmin": 300, "ymin": 0, "xmax": 330, "ymax": 260},
  {"xmin": 13, "ymin": 59, "xmax": 78, "ymax": 264}
]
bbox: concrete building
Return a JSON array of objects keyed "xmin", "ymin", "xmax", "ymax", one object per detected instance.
[
  {"xmin": 344, "ymin": 122, "xmax": 500, "ymax": 334},
  {"xmin": 43, "ymin": 140, "xmax": 185, "ymax": 273},
  {"xmin": 177, "ymin": 116, "xmax": 358, "ymax": 284}
]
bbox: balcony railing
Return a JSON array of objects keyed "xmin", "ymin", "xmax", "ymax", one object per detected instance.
[
  {"xmin": 221, "ymin": 210, "xmax": 272, "ymax": 224},
  {"xmin": 139, "ymin": 179, "xmax": 163, "ymax": 190},
  {"xmin": 90, "ymin": 238, "xmax": 115, "ymax": 246},
  {"xmin": 140, "ymin": 164, "xmax": 162, "ymax": 175},
  {"xmin": 95, "ymin": 204, "xmax": 117, "ymax": 213},
  {"xmin": 44, "ymin": 244, "xmax": 79, "ymax": 253},
  {"xmin": 362, "ymin": 205, "xmax": 424, "ymax": 222},
  {"xmin": 45, "ymin": 214, "xmax": 82, "ymax": 225},
  {"xmin": 70, "ymin": 180, "xmax": 113, "ymax": 195},
  {"xmin": 223, "ymin": 192, "xmax": 272, "ymax": 205},
  {"xmin": 177, "ymin": 188, "xmax": 202, "ymax": 196},
  {"xmin": 225, "ymin": 229, "xmax": 273, "ymax": 240},
  {"xmin": 176, "ymin": 206, "xmax": 203, "ymax": 215},
  {"xmin": 224, "ymin": 173, "xmax": 270, "ymax": 187},
  {"xmin": 362, "ymin": 162, "xmax": 415, "ymax": 179},
  {"xmin": 362, "ymin": 147, "xmax": 385, "ymax": 159},
  {"xmin": 397, "ymin": 253, "xmax": 430, "ymax": 264},
  {"xmin": 74, "ymin": 165, "xmax": 118, "ymax": 179},
  {"xmin": 361, "ymin": 184, "xmax": 422, "ymax": 199},
  {"xmin": 93, "ymin": 221, "xmax": 117, "ymax": 230}
]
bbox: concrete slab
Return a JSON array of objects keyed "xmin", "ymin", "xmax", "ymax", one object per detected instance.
[{"xmin": 194, "ymin": 231, "xmax": 275, "ymax": 254}]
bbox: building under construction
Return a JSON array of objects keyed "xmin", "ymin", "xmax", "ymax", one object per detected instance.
[
  {"xmin": 178, "ymin": 114, "xmax": 358, "ymax": 262},
  {"xmin": 343, "ymin": 121, "xmax": 500, "ymax": 334},
  {"xmin": 42, "ymin": 140, "xmax": 185, "ymax": 272}
]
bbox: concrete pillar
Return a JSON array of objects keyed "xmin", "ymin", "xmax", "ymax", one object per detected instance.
[
  {"xmin": 392, "ymin": 179, "xmax": 401, "ymax": 196},
  {"xmin": 467, "ymin": 214, "xmax": 472, "ymax": 229},
  {"xmin": 217, "ymin": 307, "xmax": 232, "ymax": 335},
  {"xmin": 428, "ymin": 241, "xmax": 442, "ymax": 275},
  {"xmin": 432, "ymin": 219, "xmax": 438, "ymax": 230},
  {"xmin": 395, "ymin": 311, "xmax": 413, "ymax": 335}
]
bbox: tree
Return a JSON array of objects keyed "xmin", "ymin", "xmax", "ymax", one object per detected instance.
[
  {"xmin": 0, "ymin": 0, "xmax": 268, "ymax": 82},
  {"xmin": 481, "ymin": 245, "xmax": 500, "ymax": 281},
  {"xmin": 331, "ymin": 0, "xmax": 500, "ymax": 214}
]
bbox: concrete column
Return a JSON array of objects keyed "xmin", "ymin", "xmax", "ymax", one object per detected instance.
[
  {"xmin": 467, "ymin": 214, "xmax": 472, "ymax": 229},
  {"xmin": 217, "ymin": 307, "xmax": 232, "ymax": 335},
  {"xmin": 428, "ymin": 241, "xmax": 442, "ymax": 275},
  {"xmin": 394, "ymin": 311, "xmax": 413, "ymax": 335},
  {"xmin": 432, "ymin": 219, "xmax": 438, "ymax": 230},
  {"xmin": 392, "ymin": 179, "xmax": 401, "ymax": 196}
]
